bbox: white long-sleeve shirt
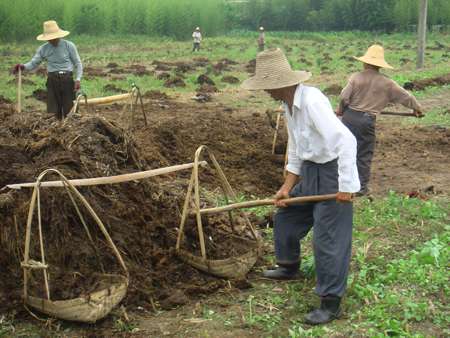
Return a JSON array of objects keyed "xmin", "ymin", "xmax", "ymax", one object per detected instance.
[
  {"xmin": 192, "ymin": 31, "xmax": 202, "ymax": 43},
  {"xmin": 284, "ymin": 84, "xmax": 360, "ymax": 193}
]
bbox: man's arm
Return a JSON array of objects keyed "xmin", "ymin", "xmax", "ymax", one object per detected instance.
[
  {"xmin": 336, "ymin": 75, "xmax": 354, "ymax": 115},
  {"xmin": 24, "ymin": 46, "xmax": 44, "ymax": 72},
  {"xmin": 389, "ymin": 80, "xmax": 423, "ymax": 116},
  {"xmin": 308, "ymin": 97, "xmax": 361, "ymax": 197},
  {"xmin": 68, "ymin": 42, "xmax": 83, "ymax": 82},
  {"xmin": 275, "ymin": 114, "xmax": 302, "ymax": 207}
]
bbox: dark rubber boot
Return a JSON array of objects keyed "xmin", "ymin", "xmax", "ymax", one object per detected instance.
[
  {"xmin": 304, "ymin": 295, "xmax": 341, "ymax": 325},
  {"xmin": 262, "ymin": 263, "xmax": 300, "ymax": 280}
]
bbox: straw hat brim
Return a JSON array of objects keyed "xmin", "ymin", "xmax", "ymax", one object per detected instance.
[
  {"xmin": 37, "ymin": 30, "xmax": 70, "ymax": 41},
  {"xmin": 353, "ymin": 56, "xmax": 393, "ymax": 69},
  {"xmin": 241, "ymin": 70, "xmax": 312, "ymax": 90}
]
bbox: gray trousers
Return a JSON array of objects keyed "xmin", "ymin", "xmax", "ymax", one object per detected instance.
[
  {"xmin": 341, "ymin": 108, "xmax": 376, "ymax": 193},
  {"xmin": 273, "ymin": 160, "xmax": 353, "ymax": 297}
]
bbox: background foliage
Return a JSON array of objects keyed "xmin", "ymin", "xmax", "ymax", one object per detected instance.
[{"xmin": 1, "ymin": 0, "xmax": 450, "ymax": 41}]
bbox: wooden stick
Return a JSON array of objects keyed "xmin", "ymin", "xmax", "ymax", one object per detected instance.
[
  {"xmin": 271, "ymin": 112, "xmax": 281, "ymax": 154},
  {"xmin": 381, "ymin": 111, "xmax": 416, "ymax": 117},
  {"xmin": 7, "ymin": 161, "xmax": 207, "ymax": 189},
  {"xmin": 17, "ymin": 68, "xmax": 22, "ymax": 113},
  {"xmin": 197, "ymin": 193, "xmax": 337, "ymax": 215}
]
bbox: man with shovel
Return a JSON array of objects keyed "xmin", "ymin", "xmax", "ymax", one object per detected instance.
[
  {"xmin": 242, "ymin": 49, "xmax": 360, "ymax": 325},
  {"xmin": 12, "ymin": 20, "xmax": 83, "ymax": 120},
  {"xmin": 336, "ymin": 45, "xmax": 423, "ymax": 196}
]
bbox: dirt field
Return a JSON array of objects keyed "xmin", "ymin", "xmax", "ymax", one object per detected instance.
[{"xmin": 0, "ymin": 58, "xmax": 449, "ymax": 336}]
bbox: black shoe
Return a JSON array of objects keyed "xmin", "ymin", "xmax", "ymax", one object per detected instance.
[
  {"xmin": 304, "ymin": 295, "xmax": 341, "ymax": 325},
  {"xmin": 262, "ymin": 263, "xmax": 300, "ymax": 280}
]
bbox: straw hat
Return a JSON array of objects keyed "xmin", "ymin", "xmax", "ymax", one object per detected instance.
[
  {"xmin": 37, "ymin": 20, "xmax": 70, "ymax": 41},
  {"xmin": 242, "ymin": 48, "xmax": 311, "ymax": 90},
  {"xmin": 354, "ymin": 44, "xmax": 393, "ymax": 69}
]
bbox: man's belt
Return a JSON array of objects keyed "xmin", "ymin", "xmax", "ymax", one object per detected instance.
[{"xmin": 48, "ymin": 71, "xmax": 73, "ymax": 77}]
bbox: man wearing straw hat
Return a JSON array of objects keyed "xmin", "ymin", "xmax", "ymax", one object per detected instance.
[
  {"xmin": 336, "ymin": 45, "xmax": 423, "ymax": 196},
  {"xmin": 242, "ymin": 49, "xmax": 360, "ymax": 325},
  {"xmin": 192, "ymin": 27, "xmax": 202, "ymax": 52},
  {"xmin": 12, "ymin": 20, "xmax": 83, "ymax": 120}
]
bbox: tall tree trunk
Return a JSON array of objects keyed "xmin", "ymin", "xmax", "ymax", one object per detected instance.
[{"xmin": 416, "ymin": 0, "xmax": 428, "ymax": 69}]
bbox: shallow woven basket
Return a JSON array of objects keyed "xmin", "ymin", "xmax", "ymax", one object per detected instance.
[
  {"xmin": 25, "ymin": 274, "xmax": 128, "ymax": 323},
  {"xmin": 176, "ymin": 146, "xmax": 262, "ymax": 279},
  {"xmin": 21, "ymin": 169, "xmax": 129, "ymax": 323}
]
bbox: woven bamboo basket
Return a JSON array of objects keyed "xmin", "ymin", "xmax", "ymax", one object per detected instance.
[
  {"xmin": 176, "ymin": 146, "xmax": 262, "ymax": 279},
  {"xmin": 21, "ymin": 169, "xmax": 129, "ymax": 323}
]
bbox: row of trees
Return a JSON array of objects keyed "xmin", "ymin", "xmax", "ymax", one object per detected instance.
[
  {"xmin": 229, "ymin": 0, "xmax": 450, "ymax": 32},
  {"xmin": 1, "ymin": 0, "xmax": 449, "ymax": 41}
]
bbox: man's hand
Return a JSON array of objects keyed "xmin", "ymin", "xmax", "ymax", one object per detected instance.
[
  {"xmin": 12, "ymin": 64, "xmax": 25, "ymax": 75},
  {"xmin": 413, "ymin": 109, "xmax": 424, "ymax": 118},
  {"xmin": 274, "ymin": 187, "xmax": 291, "ymax": 207},
  {"xmin": 335, "ymin": 109, "xmax": 343, "ymax": 117},
  {"xmin": 336, "ymin": 192, "xmax": 353, "ymax": 203},
  {"xmin": 74, "ymin": 80, "xmax": 81, "ymax": 92}
]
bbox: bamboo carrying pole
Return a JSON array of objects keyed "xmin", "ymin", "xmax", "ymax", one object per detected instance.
[
  {"xmin": 198, "ymin": 193, "xmax": 337, "ymax": 215},
  {"xmin": 7, "ymin": 161, "xmax": 207, "ymax": 189},
  {"xmin": 78, "ymin": 93, "xmax": 132, "ymax": 106}
]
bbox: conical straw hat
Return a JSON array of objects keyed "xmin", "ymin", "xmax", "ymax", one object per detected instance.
[
  {"xmin": 37, "ymin": 20, "xmax": 70, "ymax": 41},
  {"xmin": 354, "ymin": 44, "xmax": 393, "ymax": 69},
  {"xmin": 242, "ymin": 48, "xmax": 311, "ymax": 90}
]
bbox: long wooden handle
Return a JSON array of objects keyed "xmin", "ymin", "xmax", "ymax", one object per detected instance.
[
  {"xmin": 381, "ymin": 111, "xmax": 416, "ymax": 117},
  {"xmin": 198, "ymin": 193, "xmax": 337, "ymax": 215},
  {"xmin": 17, "ymin": 68, "xmax": 22, "ymax": 113}
]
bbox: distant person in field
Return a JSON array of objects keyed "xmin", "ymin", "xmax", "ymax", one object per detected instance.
[
  {"xmin": 192, "ymin": 27, "xmax": 202, "ymax": 52},
  {"xmin": 12, "ymin": 20, "xmax": 83, "ymax": 120},
  {"xmin": 336, "ymin": 44, "xmax": 424, "ymax": 196},
  {"xmin": 258, "ymin": 26, "xmax": 265, "ymax": 51},
  {"xmin": 242, "ymin": 48, "xmax": 360, "ymax": 325}
]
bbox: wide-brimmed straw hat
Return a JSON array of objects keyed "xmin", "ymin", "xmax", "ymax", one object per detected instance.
[
  {"xmin": 241, "ymin": 48, "xmax": 311, "ymax": 90},
  {"xmin": 37, "ymin": 20, "xmax": 70, "ymax": 41},
  {"xmin": 354, "ymin": 44, "xmax": 393, "ymax": 69}
]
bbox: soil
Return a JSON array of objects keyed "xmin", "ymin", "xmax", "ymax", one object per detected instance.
[
  {"xmin": 142, "ymin": 90, "xmax": 170, "ymax": 100},
  {"xmin": 103, "ymin": 84, "xmax": 127, "ymax": 93},
  {"xmin": 29, "ymin": 88, "xmax": 47, "ymax": 102},
  {"xmin": 403, "ymin": 73, "xmax": 450, "ymax": 91},
  {"xmin": 0, "ymin": 96, "xmax": 282, "ymax": 315},
  {"xmin": 222, "ymin": 76, "xmax": 240, "ymax": 84},
  {"xmin": 164, "ymin": 76, "xmax": 186, "ymax": 88},
  {"xmin": 1, "ymin": 64, "xmax": 449, "ymax": 328},
  {"xmin": 197, "ymin": 74, "xmax": 215, "ymax": 86},
  {"xmin": 197, "ymin": 83, "xmax": 218, "ymax": 93}
]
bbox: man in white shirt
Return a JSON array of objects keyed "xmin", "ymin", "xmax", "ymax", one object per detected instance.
[
  {"xmin": 242, "ymin": 49, "xmax": 360, "ymax": 325},
  {"xmin": 192, "ymin": 27, "xmax": 202, "ymax": 52}
]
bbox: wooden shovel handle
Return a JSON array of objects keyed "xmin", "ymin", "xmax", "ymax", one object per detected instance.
[
  {"xmin": 198, "ymin": 193, "xmax": 337, "ymax": 215},
  {"xmin": 381, "ymin": 111, "xmax": 416, "ymax": 117}
]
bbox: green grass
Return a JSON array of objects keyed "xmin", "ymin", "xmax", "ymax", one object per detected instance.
[{"xmin": 186, "ymin": 192, "xmax": 449, "ymax": 337}]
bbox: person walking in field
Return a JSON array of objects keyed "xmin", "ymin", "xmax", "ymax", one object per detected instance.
[
  {"xmin": 242, "ymin": 49, "xmax": 360, "ymax": 325},
  {"xmin": 192, "ymin": 27, "xmax": 202, "ymax": 52},
  {"xmin": 258, "ymin": 26, "xmax": 265, "ymax": 51},
  {"xmin": 12, "ymin": 20, "xmax": 83, "ymax": 120},
  {"xmin": 336, "ymin": 44, "xmax": 423, "ymax": 196}
]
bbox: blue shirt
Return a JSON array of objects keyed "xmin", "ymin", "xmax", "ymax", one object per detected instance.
[{"xmin": 24, "ymin": 39, "xmax": 83, "ymax": 81}]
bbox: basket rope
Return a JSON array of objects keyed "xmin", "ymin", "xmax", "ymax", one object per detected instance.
[{"xmin": 22, "ymin": 168, "xmax": 129, "ymax": 303}]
